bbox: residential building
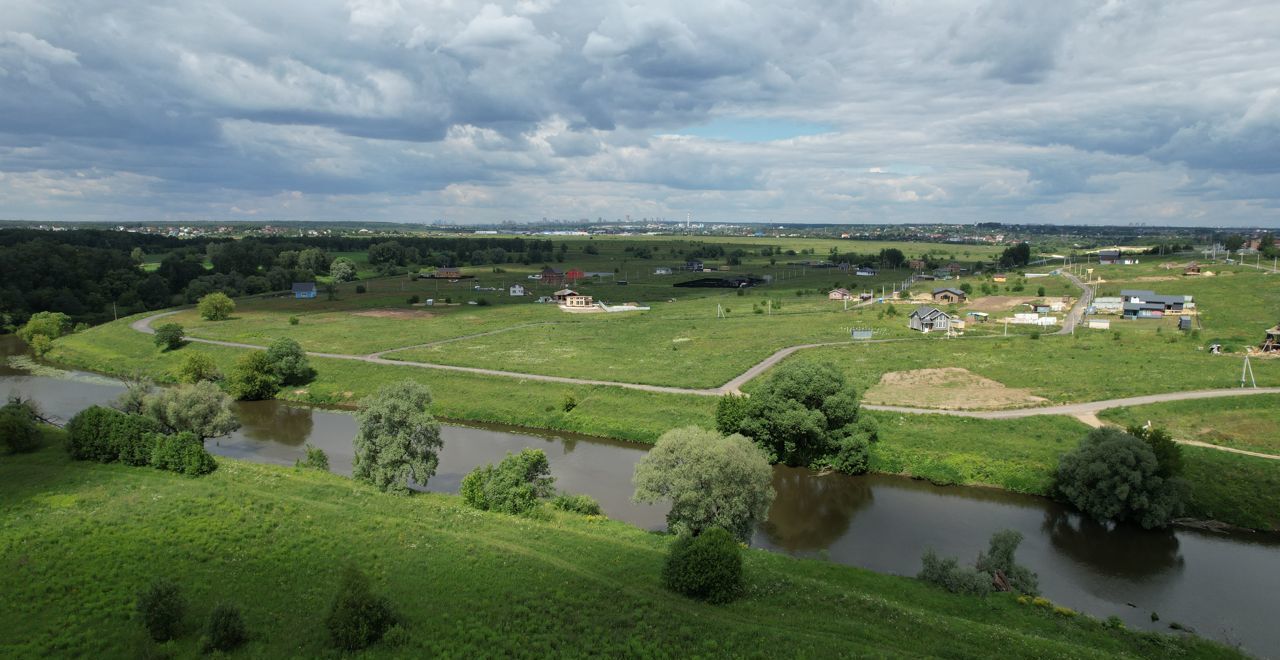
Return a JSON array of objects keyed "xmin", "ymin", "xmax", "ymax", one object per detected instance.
[
  {"xmin": 854, "ymin": 267, "xmax": 877, "ymax": 277},
  {"xmin": 509, "ymin": 284, "xmax": 525, "ymax": 296},
  {"xmin": 551, "ymin": 288, "xmax": 577, "ymax": 302},
  {"xmin": 292, "ymin": 282, "xmax": 317, "ymax": 299},
  {"xmin": 992, "ymin": 273, "xmax": 1008, "ymax": 283},
  {"xmin": 828, "ymin": 288, "xmax": 853, "ymax": 300},
  {"xmin": 1098, "ymin": 249, "xmax": 1138, "ymax": 265},
  {"xmin": 908, "ymin": 306, "xmax": 954, "ymax": 333},
  {"xmin": 907, "ymin": 259, "xmax": 927, "ymax": 270},
  {"xmin": 654, "ymin": 267, "xmax": 672, "ymax": 275},
  {"xmin": 561, "ymin": 294, "xmax": 595, "ymax": 308},
  {"xmin": 434, "ymin": 267, "xmax": 462, "ymax": 279},
  {"xmin": 931, "ymin": 287, "xmax": 967, "ymax": 304}
]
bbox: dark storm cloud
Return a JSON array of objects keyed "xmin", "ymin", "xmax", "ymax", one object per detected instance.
[{"xmin": 0, "ymin": 0, "xmax": 1277, "ymax": 225}]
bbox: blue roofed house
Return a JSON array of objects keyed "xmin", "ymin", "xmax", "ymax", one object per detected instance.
[{"xmin": 292, "ymin": 282, "xmax": 317, "ymax": 299}]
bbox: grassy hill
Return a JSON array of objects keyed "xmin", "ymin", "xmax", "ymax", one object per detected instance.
[{"xmin": 0, "ymin": 441, "xmax": 1239, "ymax": 658}]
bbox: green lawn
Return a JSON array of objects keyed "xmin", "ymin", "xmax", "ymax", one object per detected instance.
[
  {"xmin": 1181, "ymin": 447, "xmax": 1280, "ymax": 531},
  {"xmin": 1100, "ymin": 395, "xmax": 1280, "ymax": 455},
  {"xmin": 0, "ymin": 444, "xmax": 1239, "ymax": 658}
]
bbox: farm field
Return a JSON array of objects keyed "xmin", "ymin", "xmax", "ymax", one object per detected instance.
[
  {"xmin": 1099, "ymin": 395, "xmax": 1280, "ymax": 456},
  {"xmin": 0, "ymin": 444, "xmax": 1240, "ymax": 658}
]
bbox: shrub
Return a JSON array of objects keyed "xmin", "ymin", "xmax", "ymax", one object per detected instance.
[
  {"xmin": 1054, "ymin": 427, "xmax": 1187, "ymax": 529},
  {"xmin": 662, "ymin": 528, "xmax": 743, "ymax": 604},
  {"xmin": 561, "ymin": 393, "xmax": 577, "ymax": 412},
  {"xmin": 197, "ymin": 292, "xmax": 235, "ymax": 321},
  {"xmin": 355, "ymin": 284, "xmax": 367, "ymax": 294},
  {"xmin": 0, "ymin": 399, "xmax": 41, "ymax": 454},
  {"xmin": 1126, "ymin": 425, "xmax": 1184, "ymax": 478},
  {"xmin": 137, "ymin": 579, "xmax": 186, "ymax": 642},
  {"xmin": 65, "ymin": 406, "xmax": 159, "ymax": 463},
  {"xmin": 461, "ymin": 448, "xmax": 556, "ymax": 515},
  {"xmin": 27, "ymin": 334, "xmax": 53, "ymax": 357},
  {"xmin": 407, "ymin": 295, "xmax": 419, "ymax": 304},
  {"xmin": 150, "ymin": 432, "xmax": 218, "ymax": 476},
  {"xmin": 288, "ymin": 315, "xmax": 300, "ymax": 325},
  {"xmin": 177, "ymin": 352, "xmax": 221, "ymax": 383},
  {"xmin": 917, "ymin": 549, "xmax": 992, "ymax": 596},
  {"xmin": 975, "ymin": 529, "xmax": 1039, "ymax": 596},
  {"xmin": 18, "ymin": 311, "xmax": 72, "ymax": 343},
  {"xmin": 202, "ymin": 603, "xmax": 247, "ymax": 653},
  {"xmin": 476, "ymin": 298, "xmax": 491, "ymax": 306},
  {"xmin": 144, "ymin": 381, "xmax": 238, "ymax": 441},
  {"xmin": 228, "ymin": 352, "xmax": 281, "ymax": 401},
  {"xmin": 153, "ymin": 323, "xmax": 184, "ymax": 351},
  {"xmin": 1037, "ymin": 286, "xmax": 1046, "ymax": 297},
  {"xmin": 551, "ymin": 493, "xmax": 602, "ymax": 515},
  {"xmin": 326, "ymin": 567, "xmax": 397, "ymax": 651},
  {"xmin": 296, "ymin": 443, "xmax": 330, "ymax": 471}
]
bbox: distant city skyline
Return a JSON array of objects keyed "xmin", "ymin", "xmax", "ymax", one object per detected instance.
[{"xmin": 2, "ymin": 1, "xmax": 1279, "ymax": 227}]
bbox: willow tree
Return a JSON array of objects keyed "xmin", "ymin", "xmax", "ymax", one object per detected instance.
[{"xmin": 353, "ymin": 380, "xmax": 442, "ymax": 494}]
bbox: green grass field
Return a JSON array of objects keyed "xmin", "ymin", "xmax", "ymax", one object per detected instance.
[
  {"xmin": 1099, "ymin": 395, "xmax": 1280, "ymax": 455},
  {"xmin": 0, "ymin": 443, "xmax": 1239, "ymax": 658}
]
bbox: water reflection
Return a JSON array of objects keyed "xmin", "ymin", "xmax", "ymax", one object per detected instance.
[
  {"xmin": 760, "ymin": 467, "xmax": 873, "ymax": 552},
  {"xmin": 234, "ymin": 400, "xmax": 315, "ymax": 446},
  {"xmin": 1042, "ymin": 510, "xmax": 1185, "ymax": 579}
]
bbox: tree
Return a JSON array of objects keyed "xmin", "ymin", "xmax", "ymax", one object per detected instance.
[
  {"xmin": 878, "ymin": 248, "xmax": 906, "ymax": 269},
  {"xmin": 265, "ymin": 337, "xmax": 312, "ymax": 385},
  {"xmin": 17, "ymin": 311, "xmax": 71, "ymax": 343},
  {"xmin": 975, "ymin": 530, "xmax": 1038, "ymax": 595},
  {"xmin": 144, "ymin": 381, "xmax": 239, "ymax": 442},
  {"xmin": 297, "ymin": 248, "xmax": 330, "ymax": 275},
  {"xmin": 114, "ymin": 373, "xmax": 153, "ymax": 414},
  {"xmin": 130, "ymin": 247, "xmax": 145, "ymax": 264},
  {"xmin": 998, "ymin": 242, "xmax": 1032, "ymax": 269},
  {"xmin": 633, "ymin": 427, "xmax": 775, "ymax": 543},
  {"xmin": 367, "ymin": 241, "xmax": 405, "ymax": 268},
  {"xmin": 153, "ymin": 322, "xmax": 184, "ymax": 350},
  {"xmin": 326, "ymin": 566, "xmax": 397, "ymax": 651},
  {"xmin": 197, "ymin": 292, "xmax": 235, "ymax": 321},
  {"xmin": 1036, "ymin": 285, "xmax": 1046, "ymax": 297},
  {"xmin": 1223, "ymin": 234, "xmax": 1245, "ymax": 252},
  {"xmin": 353, "ymin": 380, "xmax": 442, "ymax": 494},
  {"xmin": 461, "ymin": 449, "xmax": 556, "ymax": 515},
  {"xmin": 136, "ymin": 579, "xmax": 186, "ymax": 642},
  {"xmin": 330, "ymin": 257, "xmax": 357, "ymax": 282},
  {"xmin": 228, "ymin": 351, "xmax": 281, "ymax": 401},
  {"xmin": 1054, "ymin": 427, "xmax": 1188, "ymax": 529},
  {"xmin": 718, "ymin": 361, "xmax": 876, "ymax": 471},
  {"xmin": 959, "ymin": 282, "xmax": 973, "ymax": 295},
  {"xmin": 177, "ymin": 352, "xmax": 222, "ymax": 383}
]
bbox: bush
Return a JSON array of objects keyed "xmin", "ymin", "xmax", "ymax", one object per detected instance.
[
  {"xmin": 407, "ymin": 295, "xmax": 419, "ymax": 304},
  {"xmin": 551, "ymin": 493, "xmax": 602, "ymax": 515},
  {"xmin": 662, "ymin": 528, "xmax": 743, "ymax": 604},
  {"xmin": 144, "ymin": 381, "xmax": 238, "ymax": 441},
  {"xmin": 228, "ymin": 351, "xmax": 281, "ymax": 400},
  {"xmin": 1126, "ymin": 425, "xmax": 1184, "ymax": 478},
  {"xmin": 65, "ymin": 406, "xmax": 159, "ymax": 464},
  {"xmin": 0, "ymin": 399, "xmax": 41, "ymax": 454},
  {"xmin": 561, "ymin": 393, "xmax": 577, "ymax": 412},
  {"xmin": 197, "ymin": 292, "xmax": 235, "ymax": 321},
  {"xmin": 355, "ymin": 284, "xmax": 367, "ymax": 294},
  {"xmin": 153, "ymin": 323, "xmax": 184, "ymax": 351},
  {"xmin": 1054, "ymin": 427, "xmax": 1187, "ymax": 529},
  {"xmin": 17, "ymin": 311, "xmax": 71, "ymax": 343},
  {"xmin": 326, "ymin": 567, "xmax": 397, "ymax": 651},
  {"xmin": 150, "ymin": 431, "xmax": 218, "ymax": 476},
  {"xmin": 296, "ymin": 443, "xmax": 330, "ymax": 471},
  {"xmin": 27, "ymin": 334, "xmax": 53, "ymax": 357},
  {"xmin": 975, "ymin": 529, "xmax": 1039, "ymax": 596},
  {"xmin": 202, "ymin": 603, "xmax": 247, "ymax": 653},
  {"xmin": 137, "ymin": 579, "xmax": 186, "ymax": 642},
  {"xmin": 461, "ymin": 448, "xmax": 556, "ymax": 515},
  {"xmin": 918, "ymin": 549, "xmax": 993, "ymax": 596},
  {"xmin": 177, "ymin": 352, "xmax": 221, "ymax": 383},
  {"xmin": 288, "ymin": 315, "xmax": 300, "ymax": 325}
]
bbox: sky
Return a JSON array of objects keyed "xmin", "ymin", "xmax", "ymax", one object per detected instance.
[{"xmin": 1, "ymin": 0, "xmax": 1278, "ymax": 227}]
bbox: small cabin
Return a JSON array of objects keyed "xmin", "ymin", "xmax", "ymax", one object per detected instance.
[
  {"xmin": 292, "ymin": 282, "xmax": 317, "ymax": 299},
  {"xmin": 434, "ymin": 267, "xmax": 462, "ymax": 279},
  {"xmin": 828, "ymin": 288, "xmax": 853, "ymax": 301},
  {"xmin": 932, "ymin": 287, "xmax": 967, "ymax": 304}
]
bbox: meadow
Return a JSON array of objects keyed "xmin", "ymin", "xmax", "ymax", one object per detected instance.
[
  {"xmin": 1099, "ymin": 395, "xmax": 1280, "ymax": 455},
  {"xmin": 0, "ymin": 443, "xmax": 1241, "ymax": 658}
]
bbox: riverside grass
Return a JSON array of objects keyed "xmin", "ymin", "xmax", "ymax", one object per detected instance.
[
  {"xmin": 0, "ymin": 444, "xmax": 1240, "ymax": 659},
  {"xmin": 1099, "ymin": 395, "xmax": 1280, "ymax": 455}
]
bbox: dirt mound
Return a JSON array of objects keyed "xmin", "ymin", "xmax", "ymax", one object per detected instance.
[
  {"xmin": 353, "ymin": 309, "xmax": 436, "ymax": 320},
  {"xmin": 864, "ymin": 367, "xmax": 1047, "ymax": 410}
]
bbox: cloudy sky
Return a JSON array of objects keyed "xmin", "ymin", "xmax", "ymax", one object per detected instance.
[{"xmin": 2, "ymin": 0, "xmax": 1278, "ymax": 226}]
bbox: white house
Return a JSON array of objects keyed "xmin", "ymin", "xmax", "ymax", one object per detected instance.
[
  {"xmin": 908, "ymin": 306, "xmax": 954, "ymax": 333},
  {"xmin": 509, "ymin": 284, "xmax": 525, "ymax": 296},
  {"xmin": 654, "ymin": 267, "xmax": 672, "ymax": 275}
]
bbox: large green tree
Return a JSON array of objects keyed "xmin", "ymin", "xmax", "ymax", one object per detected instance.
[
  {"xmin": 717, "ymin": 361, "xmax": 877, "ymax": 472},
  {"xmin": 197, "ymin": 292, "xmax": 235, "ymax": 321},
  {"xmin": 228, "ymin": 352, "xmax": 281, "ymax": 401},
  {"xmin": 633, "ymin": 427, "xmax": 775, "ymax": 543},
  {"xmin": 353, "ymin": 380, "xmax": 442, "ymax": 494},
  {"xmin": 330, "ymin": 257, "xmax": 357, "ymax": 282},
  {"xmin": 1054, "ymin": 428, "xmax": 1188, "ymax": 529},
  {"xmin": 144, "ymin": 381, "xmax": 239, "ymax": 442},
  {"xmin": 265, "ymin": 337, "xmax": 312, "ymax": 385},
  {"xmin": 17, "ymin": 311, "xmax": 71, "ymax": 344}
]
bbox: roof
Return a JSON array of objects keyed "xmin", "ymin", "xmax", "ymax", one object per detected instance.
[
  {"xmin": 1120, "ymin": 289, "xmax": 1155, "ymax": 298},
  {"xmin": 932, "ymin": 287, "xmax": 966, "ymax": 297},
  {"xmin": 1124, "ymin": 302, "xmax": 1165, "ymax": 311},
  {"xmin": 1098, "ymin": 249, "xmax": 1121, "ymax": 256},
  {"xmin": 830, "ymin": 288, "xmax": 850, "ymax": 295},
  {"xmin": 910, "ymin": 306, "xmax": 951, "ymax": 319},
  {"xmin": 553, "ymin": 289, "xmax": 578, "ymax": 296},
  {"xmin": 291, "ymin": 282, "xmax": 316, "ymax": 293}
]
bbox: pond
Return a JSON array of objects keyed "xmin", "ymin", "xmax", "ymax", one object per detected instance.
[{"xmin": 3, "ymin": 335, "xmax": 1277, "ymax": 655}]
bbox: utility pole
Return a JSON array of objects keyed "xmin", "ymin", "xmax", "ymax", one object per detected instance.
[{"xmin": 1242, "ymin": 355, "xmax": 1257, "ymax": 389}]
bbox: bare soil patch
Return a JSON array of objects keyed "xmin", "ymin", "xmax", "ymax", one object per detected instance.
[
  {"xmin": 864, "ymin": 367, "xmax": 1048, "ymax": 410},
  {"xmin": 353, "ymin": 309, "xmax": 437, "ymax": 320},
  {"xmin": 965, "ymin": 296, "xmax": 1037, "ymax": 314}
]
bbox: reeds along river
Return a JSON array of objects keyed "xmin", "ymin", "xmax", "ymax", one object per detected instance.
[{"xmin": 2, "ymin": 334, "xmax": 1278, "ymax": 656}]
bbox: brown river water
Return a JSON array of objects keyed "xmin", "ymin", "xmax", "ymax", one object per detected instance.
[{"xmin": 2, "ymin": 335, "xmax": 1277, "ymax": 656}]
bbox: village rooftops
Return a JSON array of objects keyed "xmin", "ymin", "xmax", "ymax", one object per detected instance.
[
  {"xmin": 932, "ymin": 287, "xmax": 966, "ymax": 297},
  {"xmin": 1120, "ymin": 290, "xmax": 1189, "ymax": 305}
]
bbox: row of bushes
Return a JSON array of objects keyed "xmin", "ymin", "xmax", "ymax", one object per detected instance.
[
  {"xmin": 137, "ymin": 566, "xmax": 404, "ymax": 653},
  {"xmin": 66, "ymin": 406, "xmax": 217, "ymax": 476}
]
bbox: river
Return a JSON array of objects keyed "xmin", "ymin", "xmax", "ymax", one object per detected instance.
[{"xmin": 3, "ymin": 335, "xmax": 1277, "ymax": 656}]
